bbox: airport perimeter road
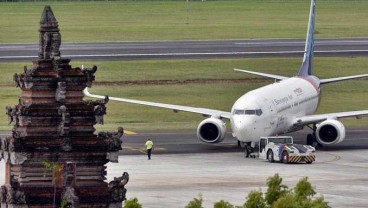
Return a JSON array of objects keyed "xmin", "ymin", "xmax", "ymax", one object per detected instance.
[{"xmin": 1, "ymin": 38, "xmax": 368, "ymax": 62}]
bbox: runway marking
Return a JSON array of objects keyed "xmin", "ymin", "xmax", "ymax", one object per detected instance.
[
  {"xmin": 1, "ymin": 49, "xmax": 368, "ymax": 60},
  {"xmin": 124, "ymin": 130, "xmax": 137, "ymax": 135},
  {"xmin": 123, "ymin": 146, "xmax": 167, "ymax": 154},
  {"xmin": 235, "ymin": 40, "xmax": 368, "ymax": 45},
  {"xmin": 318, "ymin": 152, "xmax": 341, "ymax": 163}
]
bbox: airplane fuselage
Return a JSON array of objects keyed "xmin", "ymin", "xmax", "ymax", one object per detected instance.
[{"xmin": 230, "ymin": 76, "xmax": 321, "ymax": 143}]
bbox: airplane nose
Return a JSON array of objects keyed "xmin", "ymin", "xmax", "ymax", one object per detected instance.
[{"xmin": 232, "ymin": 116, "xmax": 254, "ymax": 140}]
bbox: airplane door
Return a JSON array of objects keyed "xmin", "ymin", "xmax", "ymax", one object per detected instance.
[{"xmin": 259, "ymin": 138, "xmax": 267, "ymax": 159}]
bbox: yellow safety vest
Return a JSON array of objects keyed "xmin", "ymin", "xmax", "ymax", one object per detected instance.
[{"xmin": 145, "ymin": 140, "xmax": 153, "ymax": 150}]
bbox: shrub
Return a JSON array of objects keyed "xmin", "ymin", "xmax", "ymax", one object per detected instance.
[
  {"xmin": 186, "ymin": 194, "xmax": 203, "ymax": 208},
  {"xmin": 124, "ymin": 197, "xmax": 142, "ymax": 208},
  {"xmin": 214, "ymin": 200, "xmax": 234, "ymax": 208}
]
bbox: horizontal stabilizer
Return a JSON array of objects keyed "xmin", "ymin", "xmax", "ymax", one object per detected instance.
[
  {"xmin": 320, "ymin": 74, "xmax": 368, "ymax": 84},
  {"xmin": 234, "ymin": 68, "xmax": 288, "ymax": 80}
]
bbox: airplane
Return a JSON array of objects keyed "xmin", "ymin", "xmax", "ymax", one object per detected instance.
[{"xmin": 84, "ymin": 0, "xmax": 368, "ymax": 156}]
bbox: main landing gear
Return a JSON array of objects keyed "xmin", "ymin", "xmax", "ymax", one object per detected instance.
[{"xmin": 306, "ymin": 124, "xmax": 322, "ymax": 148}]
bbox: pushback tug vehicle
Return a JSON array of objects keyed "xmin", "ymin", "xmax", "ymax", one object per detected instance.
[{"xmin": 258, "ymin": 136, "xmax": 316, "ymax": 164}]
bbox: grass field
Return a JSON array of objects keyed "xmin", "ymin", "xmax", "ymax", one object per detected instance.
[
  {"xmin": 1, "ymin": 0, "xmax": 368, "ymax": 43},
  {"xmin": 0, "ymin": 57, "xmax": 367, "ymax": 131}
]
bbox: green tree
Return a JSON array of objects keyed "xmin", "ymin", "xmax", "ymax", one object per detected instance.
[
  {"xmin": 294, "ymin": 177, "xmax": 316, "ymax": 200},
  {"xmin": 214, "ymin": 200, "xmax": 234, "ymax": 208},
  {"xmin": 270, "ymin": 194, "xmax": 297, "ymax": 208},
  {"xmin": 124, "ymin": 197, "xmax": 142, "ymax": 208},
  {"xmin": 244, "ymin": 190, "xmax": 267, "ymax": 208},
  {"xmin": 265, "ymin": 174, "xmax": 288, "ymax": 205},
  {"xmin": 186, "ymin": 194, "xmax": 203, "ymax": 208},
  {"xmin": 271, "ymin": 177, "xmax": 330, "ymax": 208},
  {"xmin": 309, "ymin": 196, "xmax": 330, "ymax": 208}
]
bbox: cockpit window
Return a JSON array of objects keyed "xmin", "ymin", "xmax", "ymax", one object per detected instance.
[
  {"xmin": 256, "ymin": 109, "xmax": 263, "ymax": 116},
  {"xmin": 233, "ymin": 109, "xmax": 263, "ymax": 116},
  {"xmin": 234, "ymin": 110, "xmax": 244, "ymax": 115}
]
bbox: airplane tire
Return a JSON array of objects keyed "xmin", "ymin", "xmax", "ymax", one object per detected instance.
[
  {"xmin": 282, "ymin": 151, "xmax": 289, "ymax": 164},
  {"xmin": 267, "ymin": 150, "xmax": 274, "ymax": 163},
  {"xmin": 244, "ymin": 145, "xmax": 252, "ymax": 158}
]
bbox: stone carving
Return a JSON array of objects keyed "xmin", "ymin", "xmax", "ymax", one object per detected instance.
[
  {"xmin": 58, "ymin": 105, "xmax": 70, "ymax": 137},
  {"xmin": 82, "ymin": 65, "xmax": 97, "ymax": 87},
  {"xmin": 18, "ymin": 97, "xmax": 31, "ymax": 108},
  {"xmin": 88, "ymin": 96, "xmax": 109, "ymax": 124},
  {"xmin": 55, "ymin": 63, "xmax": 64, "ymax": 77},
  {"xmin": 56, "ymin": 81, "xmax": 66, "ymax": 101},
  {"xmin": 38, "ymin": 6, "xmax": 61, "ymax": 60},
  {"xmin": 6, "ymin": 105, "xmax": 21, "ymax": 126},
  {"xmin": 62, "ymin": 137, "xmax": 72, "ymax": 152},
  {"xmin": 0, "ymin": 186, "xmax": 6, "ymax": 203},
  {"xmin": 10, "ymin": 152, "xmax": 28, "ymax": 165},
  {"xmin": 98, "ymin": 127, "xmax": 124, "ymax": 152},
  {"xmin": 108, "ymin": 172, "xmax": 129, "ymax": 202},
  {"xmin": 61, "ymin": 187, "xmax": 80, "ymax": 208},
  {"xmin": 24, "ymin": 65, "xmax": 36, "ymax": 77},
  {"xmin": 0, "ymin": 138, "xmax": 4, "ymax": 161},
  {"xmin": 63, "ymin": 162, "xmax": 75, "ymax": 187},
  {"xmin": 51, "ymin": 32, "xmax": 61, "ymax": 59},
  {"xmin": 4, "ymin": 178, "xmax": 27, "ymax": 206},
  {"xmin": 13, "ymin": 73, "xmax": 25, "ymax": 89},
  {"xmin": 11, "ymin": 128, "xmax": 21, "ymax": 140},
  {"xmin": 94, "ymin": 104, "xmax": 107, "ymax": 125},
  {"xmin": 6, "ymin": 106, "xmax": 14, "ymax": 125}
]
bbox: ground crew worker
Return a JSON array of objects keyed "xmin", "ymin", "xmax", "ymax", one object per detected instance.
[{"xmin": 145, "ymin": 138, "xmax": 154, "ymax": 160}]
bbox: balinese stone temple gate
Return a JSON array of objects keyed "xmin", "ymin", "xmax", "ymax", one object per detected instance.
[{"xmin": 0, "ymin": 6, "xmax": 128, "ymax": 207}]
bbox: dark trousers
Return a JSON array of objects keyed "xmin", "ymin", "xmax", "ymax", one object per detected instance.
[{"xmin": 147, "ymin": 148, "xmax": 152, "ymax": 159}]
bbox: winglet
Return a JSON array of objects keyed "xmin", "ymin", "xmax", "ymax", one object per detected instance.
[{"xmin": 298, "ymin": 0, "xmax": 316, "ymax": 77}]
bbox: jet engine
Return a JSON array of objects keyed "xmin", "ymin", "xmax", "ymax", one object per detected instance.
[
  {"xmin": 316, "ymin": 119, "xmax": 345, "ymax": 145},
  {"xmin": 197, "ymin": 118, "xmax": 226, "ymax": 143}
]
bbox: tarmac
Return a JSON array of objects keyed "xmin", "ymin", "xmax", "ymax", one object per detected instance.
[
  {"xmin": 1, "ymin": 132, "xmax": 368, "ymax": 207},
  {"xmin": 104, "ymin": 149, "xmax": 368, "ymax": 208}
]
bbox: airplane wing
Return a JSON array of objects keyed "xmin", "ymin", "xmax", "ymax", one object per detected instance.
[
  {"xmin": 292, "ymin": 110, "xmax": 368, "ymax": 127},
  {"xmin": 320, "ymin": 74, "xmax": 368, "ymax": 84},
  {"xmin": 234, "ymin": 68, "xmax": 288, "ymax": 80},
  {"xmin": 83, "ymin": 88, "xmax": 232, "ymax": 119}
]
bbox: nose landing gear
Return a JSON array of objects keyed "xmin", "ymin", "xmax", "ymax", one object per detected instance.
[{"xmin": 239, "ymin": 141, "xmax": 255, "ymax": 158}]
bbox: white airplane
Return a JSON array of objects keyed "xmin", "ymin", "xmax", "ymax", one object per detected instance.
[{"xmin": 84, "ymin": 0, "xmax": 368, "ymax": 155}]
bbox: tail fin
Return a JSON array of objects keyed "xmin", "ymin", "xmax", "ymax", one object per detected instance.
[{"xmin": 298, "ymin": 0, "xmax": 316, "ymax": 77}]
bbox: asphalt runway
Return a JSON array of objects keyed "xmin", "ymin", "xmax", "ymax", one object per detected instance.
[
  {"xmin": 121, "ymin": 128, "xmax": 368, "ymax": 155},
  {"xmin": 1, "ymin": 38, "xmax": 368, "ymax": 62}
]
